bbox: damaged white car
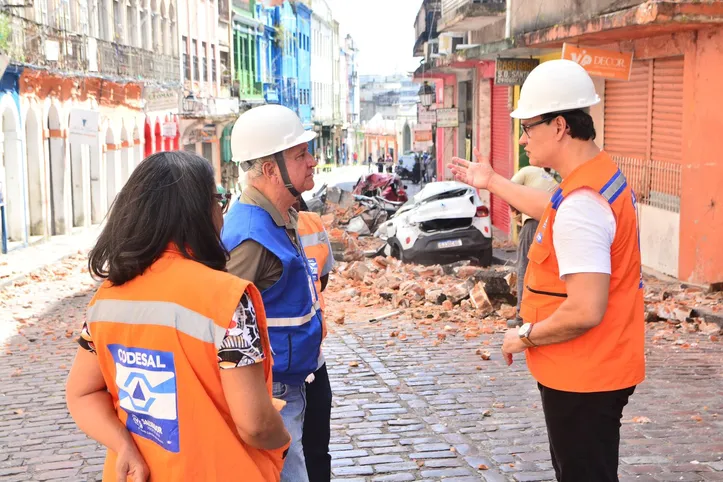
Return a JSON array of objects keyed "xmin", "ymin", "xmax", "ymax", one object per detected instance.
[{"xmin": 374, "ymin": 181, "xmax": 493, "ymax": 266}]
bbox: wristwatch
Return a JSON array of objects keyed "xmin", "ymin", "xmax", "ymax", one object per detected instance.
[{"xmin": 518, "ymin": 323, "xmax": 536, "ymax": 348}]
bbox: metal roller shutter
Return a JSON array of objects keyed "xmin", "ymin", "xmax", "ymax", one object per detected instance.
[
  {"xmin": 490, "ymin": 83, "xmax": 512, "ymax": 234},
  {"xmin": 651, "ymin": 57, "xmax": 684, "ymax": 164},
  {"xmin": 604, "ymin": 59, "xmax": 651, "ymax": 160}
]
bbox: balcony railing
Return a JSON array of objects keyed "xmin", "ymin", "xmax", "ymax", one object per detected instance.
[
  {"xmin": 97, "ymin": 39, "xmax": 180, "ymax": 82},
  {"xmin": 440, "ymin": 0, "xmax": 505, "ymax": 33},
  {"xmin": 5, "ymin": 14, "xmax": 179, "ymax": 83},
  {"xmin": 5, "ymin": 15, "xmax": 88, "ymax": 71}
]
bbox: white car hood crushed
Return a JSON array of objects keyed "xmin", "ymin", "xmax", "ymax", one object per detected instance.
[{"xmin": 407, "ymin": 195, "xmax": 476, "ymax": 223}]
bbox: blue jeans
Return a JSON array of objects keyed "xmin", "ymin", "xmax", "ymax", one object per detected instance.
[{"xmin": 273, "ymin": 382, "xmax": 309, "ymax": 482}]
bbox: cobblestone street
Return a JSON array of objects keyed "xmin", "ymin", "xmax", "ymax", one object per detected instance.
[{"xmin": 0, "ymin": 254, "xmax": 721, "ymax": 481}]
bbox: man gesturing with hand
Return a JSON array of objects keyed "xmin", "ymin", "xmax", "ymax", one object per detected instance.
[{"xmin": 449, "ymin": 60, "xmax": 645, "ymax": 482}]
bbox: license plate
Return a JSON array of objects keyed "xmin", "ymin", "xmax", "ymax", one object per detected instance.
[{"xmin": 437, "ymin": 239, "xmax": 463, "ymax": 249}]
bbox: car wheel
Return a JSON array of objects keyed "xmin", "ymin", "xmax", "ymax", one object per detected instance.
[
  {"xmin": 390, "ymin": 240, "xmax": 411, "ymax": 262},
  {"xmin": 478, "ymin": 247, "xmax": 493, "ymax": 267},
  {"xmin": 390, "ymin": 240, "xmax": 402, "ymax": 260}
]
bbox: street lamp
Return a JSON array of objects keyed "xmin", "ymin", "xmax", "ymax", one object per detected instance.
[
  {"xmin": 183, "ymin": 92, "xmax": 198, "ymax": 113},
  {"xmin": 418, "ymin": 81, "xmax": 435, "ymax": 110}
]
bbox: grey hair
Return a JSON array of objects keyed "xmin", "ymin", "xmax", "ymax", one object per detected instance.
[{"xmin": 244, "ymin": 155, "xmax": 275, "ymax": 179}]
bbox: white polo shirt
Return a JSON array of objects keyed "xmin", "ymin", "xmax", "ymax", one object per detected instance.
[{"xmin": 553, "ymin": 188, "xmax": 617, "ymax": 278}]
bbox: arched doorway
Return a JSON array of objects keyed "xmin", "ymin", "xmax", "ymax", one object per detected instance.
[
  {"xmin": 403, "ymin": 123, "xmax": 411, "ymax": 154},
  {"xmin": 144, "ymin": 117, "xmax": 153, "ymax": 157},
  {"xmin": 132, "ymin": 125, "xmax": 143, "ymax": 167},
  {"xmin": 47, "ymin": 104, "xmax": 68, "ymax": 235},
  {"xmin": 89, "ymin": 136, "xmax": 102, "ymax": 225},
  {"xmin": 69, "ymin": 109, "xmax": 88, "ymax": 229},
  {"xmin": 105, "ymin": 127, "xmax": 119, "ymax": 210},
  {"xmin": 25, "ymin": 107, "xmax": 45, "ymax": 237},
  {"xmin": 1, "ymin": 102, "xmax": 25, "ymax": 248},
  {"xmin": 163, "ymin": 114, "xmax": 172, "ymax": 151},
  {"xmin": 154, "ymin": 118, "xmax": 162, "ymax": 153},
  {"xmin": 120, "ymin": 124, "xmax": 132, "ymax": 186},
  {"xmin": 172, "ymin": 115, "xmax": 180, "ymax": 149}
]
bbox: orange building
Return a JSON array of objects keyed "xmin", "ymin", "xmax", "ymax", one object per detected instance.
[{"xmin": 517, "ymin": 1, "xmax": 723, "ymax": 284}]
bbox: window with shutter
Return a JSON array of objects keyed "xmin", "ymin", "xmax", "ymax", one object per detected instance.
[
  {"xmin": 604, "ymin": 59, "xmax": 650, "ymax": 160},
  {"xmin": 651, "ymin": 57, "xmax": 684, "ymax": 165},
  {"xmin": 604, "ymin": 56, "xmax": 683, "ymax": 213}
]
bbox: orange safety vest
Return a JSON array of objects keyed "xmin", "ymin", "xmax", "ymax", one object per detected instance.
[
  {"xmin": 86, "ymin": 248, "xmax": 285, "ymax": 481},
  {"xmin": 521, "ymin": 151, "xmax": 645, "ymax": 393},
  {"xmin": 297, "ymin": 211, "xmax": 331, "ymax": 338}
]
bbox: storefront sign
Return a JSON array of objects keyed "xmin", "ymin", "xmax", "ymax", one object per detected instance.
[
  {"xmin": 144, "ymin": 88, "xmax": 180, "ymax": 113},
  {"xmin": 436, "ymin": 108, "xmax": 459, "ymax": 128},
  {"xmin": 495, "ymin": 58, "xmax": 539, "ymax": 86},
  {"xmin": 418, "ymin": 108, "xmax": 437, "ymax": 125},
  {"xmin": 68, "ymin": 109, "xmax": 100, "ymax": 146},
  {"xmin": 161, "ymin": 122, "xmax": 177, "ymax": 138},
  {"xmin": 562, "ymin": 43, "xmax": 634, "ymax": 81},
  {"xmin": 414, "ymin": 124, "xmax": 433, "ymax": 142}
]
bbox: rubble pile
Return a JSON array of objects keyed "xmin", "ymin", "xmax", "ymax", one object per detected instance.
[
  {"xmin": 318, "ymin": 190, "xmax": 721, "ymax": 342},
  {"xmin": 326, "ymin": 257, "xmax": 519, "ymax": 333},
  {"xmin": 324, "ymin": 253, "xmax": 722, "ymax": 343},
  {"xmin": 315, "ymin": 186, "xmax": 396, "ymax": 241},
  {"xmin": 643, "ymin": 277, "xmax": 722, "ymax": 340}
]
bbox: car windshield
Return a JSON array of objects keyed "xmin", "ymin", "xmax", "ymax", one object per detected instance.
[{"xmin": 399, "ymin": 185, "xmax": 471, "ymax": 212}]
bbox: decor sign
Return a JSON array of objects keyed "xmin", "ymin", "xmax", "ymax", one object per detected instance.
[
  {"xmin": 562, "ymin": 43, "xmax": 634, "ymax": 81},
  {"xmin": 495, "ymin": 58, "xmax": 539, "ymax": 86}
]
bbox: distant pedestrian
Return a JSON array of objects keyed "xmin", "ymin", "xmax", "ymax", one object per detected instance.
[
  {"xmin": 509, "ymin": 165, "xmax": 558, "ymax": 328},
  {"xmin": 66, "ymin": 151, "xmax": 289, "ymax": 482}
]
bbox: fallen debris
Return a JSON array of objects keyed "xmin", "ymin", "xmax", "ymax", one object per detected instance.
[{"xmin": 367, "ymin": 310, "xmax": 402, "ymax": 323}]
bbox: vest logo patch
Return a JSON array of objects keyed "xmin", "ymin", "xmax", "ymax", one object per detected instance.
[
  {"xmin": 110, "ymin": 344, "xmax": 180, "ymax": 453},
  {"xmin": 536, "ymin": 232, "xmax": 543, "ymax": 244},
  {"xmin": 308, "ymin": 258, "xmax": 319, "ymax": 281}
]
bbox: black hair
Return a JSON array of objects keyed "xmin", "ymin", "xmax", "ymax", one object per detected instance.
[
  {"xmin": 88, "ymin": 151, "xmax": 228, "ymax": 286},
  {"xmin": 542, "ymin": 109, "xmax": 597, "ymax": 141}
]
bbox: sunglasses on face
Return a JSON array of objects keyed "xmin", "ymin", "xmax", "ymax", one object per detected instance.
[{"xmin": 214, "ymin": 193, "xmax": 232, "ymax": 213}]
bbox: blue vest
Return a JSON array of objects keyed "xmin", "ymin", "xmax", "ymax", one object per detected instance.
[{"xmin": 221, "ymin": 202, "xmax": 323, "ymax": 385}]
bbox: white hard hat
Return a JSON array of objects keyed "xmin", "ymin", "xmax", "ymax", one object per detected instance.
[
  {"xmin": 510, "ymin": 59, "xmax": 600, "ymax": 120},
  {"xmin": 231, "ymin": 104, "xmax": 317, "ymax": 163}
]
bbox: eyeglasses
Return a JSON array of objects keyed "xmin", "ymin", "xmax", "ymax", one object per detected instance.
[
  {"xmin": 214, "ymin": 193, "xmax": 232, "ymax": 213},
  {"xmin": 520, "ymin": 117, "xmax": 552, "ymax": 138}
]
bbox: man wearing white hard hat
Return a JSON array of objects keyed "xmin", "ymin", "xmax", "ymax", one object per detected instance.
[
  {"xmin": 450, "ymin": 59, "xmax": 645, "ymax": 481},
  {"xmin": 221, "ymin": 104, "xmax": 324, "ymax": 482}
]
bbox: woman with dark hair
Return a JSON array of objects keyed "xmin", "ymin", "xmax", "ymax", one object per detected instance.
[{"xmin": 66, "ymin": 151, "xmax": 290, "ymax": 481}]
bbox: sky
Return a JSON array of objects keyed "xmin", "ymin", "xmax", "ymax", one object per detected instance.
[{"xmin": 325, "ymin": 0, "xmax": 423, "ymax": 76}]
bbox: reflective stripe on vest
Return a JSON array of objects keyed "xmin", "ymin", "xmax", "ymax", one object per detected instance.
[
  {"xmin": 88, "ymin": 299, "xmax": 227, "ymax": 347},
  {"xmin": 299, "ymin": 231, "xmax": 326, "ymax": 247},
  {"xmin": 266, "ymin": 299, "xmax": 322, "ymax": 327}
]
